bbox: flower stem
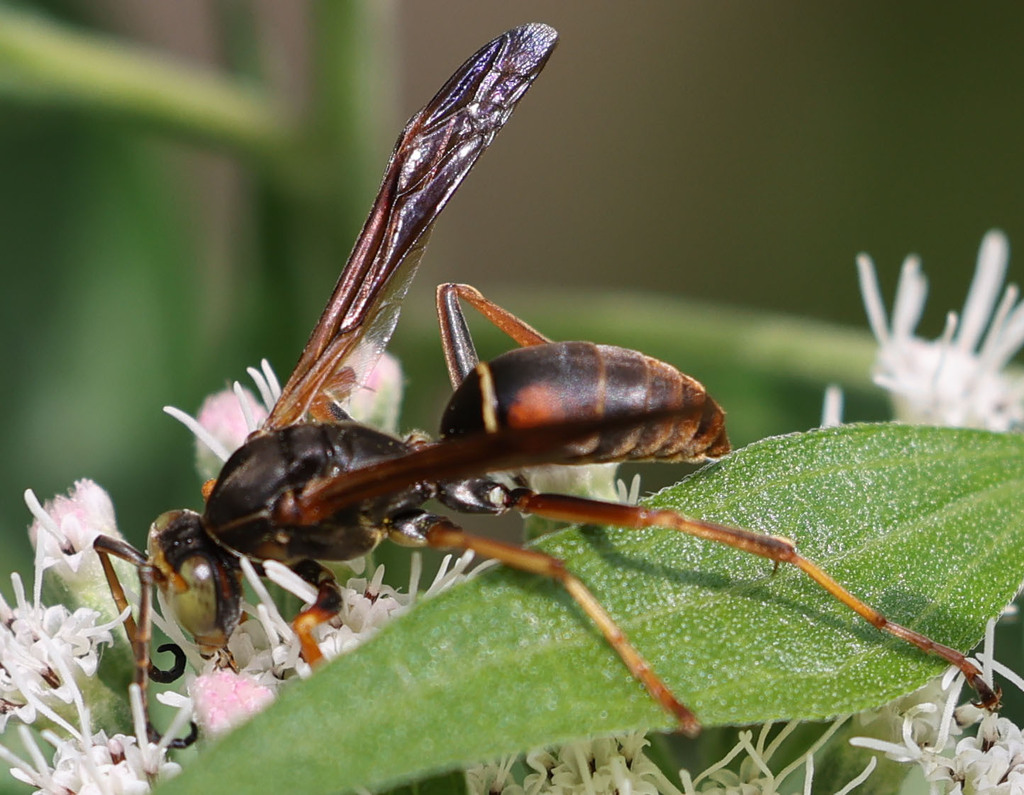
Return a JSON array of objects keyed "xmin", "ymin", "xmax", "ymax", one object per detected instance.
[{"xmin": 0, "ymin": 6, "xmax": 292, "ymax": 159}]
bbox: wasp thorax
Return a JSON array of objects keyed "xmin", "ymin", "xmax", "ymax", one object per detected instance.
[{"xmin": 147, "ymin": 510, "xmax": 243, "ymax": 651}]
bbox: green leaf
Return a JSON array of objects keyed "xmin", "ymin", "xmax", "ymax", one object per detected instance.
[{"xmin": 157, "ymin": 424, "xmax": 1024, "ymax": 795}]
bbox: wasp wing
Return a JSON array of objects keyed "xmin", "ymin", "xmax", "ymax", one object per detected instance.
[
  {"xmin": 265, "ymin": 24, "xmax": 558, "ymax": 429},
  {"xmin": 288, "ymin": 407, "xmax": 716, "ymax": 524}
]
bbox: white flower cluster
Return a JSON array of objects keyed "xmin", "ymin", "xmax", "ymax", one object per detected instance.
[
  {"xmin": 167, "ymin": 549, "xmax": 480, "ymax": 737},
  {"xmin": 0, "ymin": 481, "xmax": 187, "ymax": 794},
  {"xmin": 2, "ymin": 714, "xmax": 185, "ymax": 795},
  {"xmin": 467, "ymin": 734, "xmax": 682, "ymax": 795},
  {"xmin": 2, "ymin": 483, "xmax": 135, "ymax": 741},
  {"xmin": 1, "ymin": 473, "xmax": 481, "ymax": 792},
  {"xmin": 679, "ymin": 718, "xmax": 875, "ymax": 795},
  {"xmin": 858, "ymin": 230, "xmax": 1024, "ymax": 430},
  {"xmin": 850, "ymin": 618, "xmax": 1024, "ymax": 794},
  {"xmin": 943, "ymin": 714, "xmax": 1024, "ymax": 792},
  {"xmin": 0, "ymin": 588, "xmax": 116, "ymax": 732},
  {"xmin": 467, "ymin": 721, "xmax": 877, "ymax": 795}
]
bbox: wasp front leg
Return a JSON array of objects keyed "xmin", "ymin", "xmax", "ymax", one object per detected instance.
[
  {"xmin": 284, "ymin": 559, "xmax": 347, "ymax": 666},
  {"xmin": 93, "ymin": 536, "xmax": 196, "ymax": 747}
]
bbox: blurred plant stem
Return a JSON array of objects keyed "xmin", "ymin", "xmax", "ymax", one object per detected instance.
[
  {"xmin": 0, "ymin": 5, "xmax": 290, "ymax": 159},
  {"xmin": 0, "ymin": 2, "xmax": 395, "ymax": 198}
]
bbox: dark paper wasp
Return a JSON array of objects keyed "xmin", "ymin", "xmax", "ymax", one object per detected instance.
[{"xmin": 93, "ymin": 23, "xmax": 998, "ymax": 746}]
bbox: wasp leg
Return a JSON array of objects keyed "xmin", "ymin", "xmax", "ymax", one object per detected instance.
[
  {"xmin": 93, "ymin": 536, "xmax": 199, "ymax": 748},
  {"xmin": 506, "ymin": 487, "xmax": 1001, "ymax": 711},
  {"xmin": 436, "ymin": 283, "xmax": 552, "ymax": 387},
  {"xmin": 288, "ymin": 559, "xmax": 344, "ymax": 666},
  {"xmin": 387, "ymin": 510, "xmax": 701, "ymax": 736},
  {"xmin": 93, "ymin": 536, "xmax": 145, "ymax": 642}
]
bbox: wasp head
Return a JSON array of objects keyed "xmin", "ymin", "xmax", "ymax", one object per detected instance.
[{"xmin": 147, "ymin": 510, "xmax": 243, "ymax": 654}]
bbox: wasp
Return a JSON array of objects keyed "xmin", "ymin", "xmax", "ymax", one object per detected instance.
[{"xmin": 93, "ymin": 23, "xmax": 998, "ymax": 746}]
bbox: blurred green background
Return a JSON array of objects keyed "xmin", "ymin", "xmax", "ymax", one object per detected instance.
[{"xmin": 1, "ymin": 1, "xmax": 1023, "ymax": 789}]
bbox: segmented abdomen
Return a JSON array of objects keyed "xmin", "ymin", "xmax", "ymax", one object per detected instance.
[{"xmin": 440, "ymin": 341, "xmax": 729, "ymax": 463}]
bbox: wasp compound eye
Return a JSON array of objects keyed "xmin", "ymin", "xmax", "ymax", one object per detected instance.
[
  {"xmin": 147, "ymin": 510, "xmax": 243, "ymax": 651},
  {"xmin": 166, "ymin": 555, "xmax": 224, "ymax": 645}
]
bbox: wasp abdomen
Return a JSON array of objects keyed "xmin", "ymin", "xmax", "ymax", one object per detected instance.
[{"xmin": 440, "ymin": 341, "xmax": 729, "ymax": 463}]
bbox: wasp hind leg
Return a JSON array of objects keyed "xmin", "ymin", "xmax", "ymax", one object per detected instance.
[
  {"xmin": 436, "ymin": 283, "xmax": 552, "ymax": 388},
  {"xmin": 503, "ymin": 487, "xmax": 1001, "ymax": 711}
]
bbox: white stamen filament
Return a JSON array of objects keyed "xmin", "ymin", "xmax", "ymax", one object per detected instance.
[
  {"xmin": 233, "ymin": 381, "xmax": 260, "ymax": 434},
  {"xmin": 163, "ymin": 405, "xmax": 232, "ymax": 463}
]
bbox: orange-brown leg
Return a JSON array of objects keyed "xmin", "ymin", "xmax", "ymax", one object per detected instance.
[
  {"xmin": 287, "ymin": 559, "xmax": 345, "ymax": 666},
  {"xmin": 412, "ymin": 517, "xmax": 702, "ymax": 736},
  {"xmin": 436, "ymin": 283, "xmax": 551, "ymax": 387},
  {"xmin": 507, "ymin": 488, "xmax": 1000, "ymax": 709}
]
